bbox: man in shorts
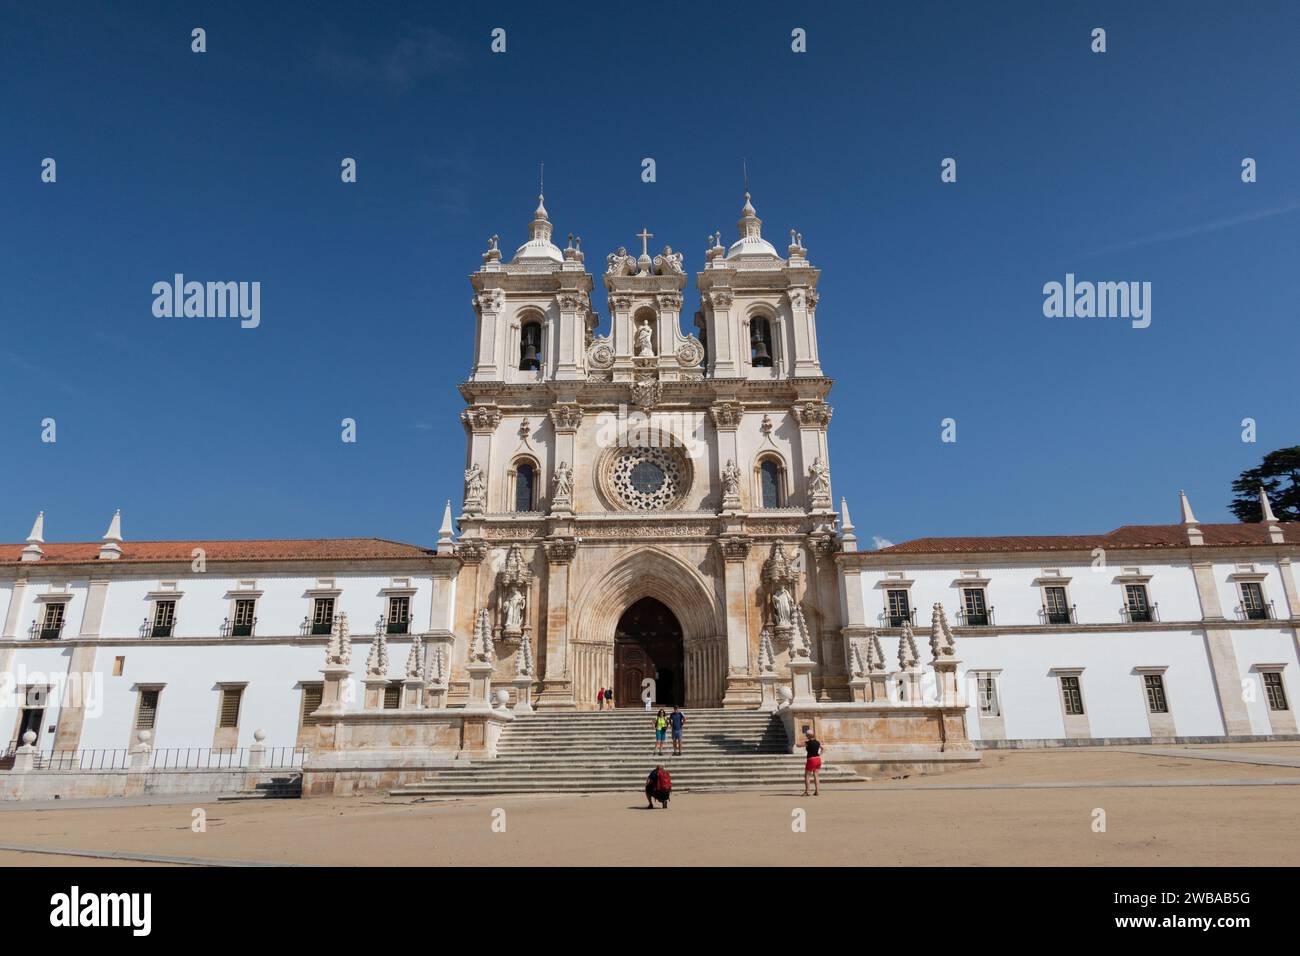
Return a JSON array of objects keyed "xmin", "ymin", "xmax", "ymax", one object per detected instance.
[{"xmin": 668, "ymin": 705, "xmax": 686, "ymax": 756}]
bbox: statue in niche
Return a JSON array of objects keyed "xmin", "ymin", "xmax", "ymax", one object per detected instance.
[
  {"xmin": 634, "ymin": 319, "xmax": 655, "ymax": 357},
  {"xmin": 771, "ymin": 584, "xmax": 795, "ymax": 629},
  {"xmin": 553, "ymin": 461, "xmax": 573, "ymax": 500},
  {"xmin": 722, "ymin": 459, "xmax": 741, "ymax": 500},
  {"xmin": 504, "ymin": 588, "xmax": 525, "ymax": 632},
  {"xmin": 464, "ymin": 463, "xmax": 485, "ymax": 505},
  {"xmin": 807, "ymin": 456, "xmax": 830, "ymax": 504}
]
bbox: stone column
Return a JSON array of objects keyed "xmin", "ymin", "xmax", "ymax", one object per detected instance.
[
  {"xmin": 471, "ymin": 289, "xmax": 503, "ymax": 379},
  {"xmin": 1190, "ymin": 559, "xmax": 1252, "ymax": 736},
  {"xmin": 460, "ymin": 405, "xmax": 501, "ymax": 513},
  {"xmin": 538, "ymin": 537, "xmax": 577, "ymax": 709},
  {"xmin": 555, "ymin": 292, "xmax": 589, "ymax": 382},
  {"xmin": 793, "ymin": 400, "xmax": 833, "ymax": 510},
  {"xmin": 709, "ymin": 402, "xmax": 743, "ymax": 510},
  {"xmin": 0, "ymin": 578, "xmax": 28, "ymax": 683},
  {"xmin": 718, "ymin": 536, "xmax": 754, "ymax": 708},
  {"xmin": 707, "ymin": 290, "xmax": 738, "ymax": 377}
]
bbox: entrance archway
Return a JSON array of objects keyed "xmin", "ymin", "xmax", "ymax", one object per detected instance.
[{"xmin": 614, "ymin": 597, "xmax": 684, "ymax": 707}]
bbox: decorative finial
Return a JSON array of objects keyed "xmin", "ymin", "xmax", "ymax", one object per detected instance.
[{"xmin": 21, "ymin": 511, "xmax": 44, "ymax": 562}]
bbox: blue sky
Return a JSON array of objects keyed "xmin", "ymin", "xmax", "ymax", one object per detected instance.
[{"xmin": 2, "ymin": 0, "xmax": 1297, "ymax": 548}]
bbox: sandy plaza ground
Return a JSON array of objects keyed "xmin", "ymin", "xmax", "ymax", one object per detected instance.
[{"xmin": 0, "ymin": 744, "xmax": 1297, "ymax": 868}]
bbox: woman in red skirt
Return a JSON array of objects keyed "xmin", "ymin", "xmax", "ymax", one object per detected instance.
[{"xmin": 802, "ymin": 730, "xmax": 825, "ymax": 797}]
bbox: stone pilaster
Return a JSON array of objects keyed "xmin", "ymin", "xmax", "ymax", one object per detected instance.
[
  {"xmin": 537, "ymin": 536, "xmax": 577, "ymax": 709},
  {"xmin": 717, "ymin": 535, "xmax": 754, "ymax": 708}
]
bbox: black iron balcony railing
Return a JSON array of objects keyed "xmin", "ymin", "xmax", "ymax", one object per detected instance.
[
  {"xmin": 141, "ymin": 616, "xmax": 178, "ymax": 638},
  {"xmin": 1121, "ymin": 603, "xmax": 1160, "ymax": 624},
  {"xmin": 1040, "ymin": 604, "xmax": 1077, "ymax": 625},
  {"xmin": 303, "ymin": 614, "xmax": 337, "ymax": 636},
  {"xmin": 1236, "ymin": 601, "xmax": 1275, "ymax": 622},
  {"xmin": 881, "ymin": 608, "xmax": 917, "ymax": 628},
  {"xmin": 220, "ymin": 616, "xmax": 258, "ymax": 638},
  {"xmin": 956, "ymin": 607, "xmax": 995, "ymax": 627},
  {"xmin": 29, "ymin": 620, "xmax": 65, "ymax": 640}
]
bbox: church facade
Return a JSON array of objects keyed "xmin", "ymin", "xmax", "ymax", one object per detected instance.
[{"xmin": 1, "ymin": 194, "xmax": 1297, "ymax": 773}]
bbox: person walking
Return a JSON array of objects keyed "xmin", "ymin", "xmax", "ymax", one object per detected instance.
[
  {"xmin": 604, "ymin": 687, "xmax": 614, "ymax": 709},
  {"xmin": 668, "ymin": 705, "xmax": 686, "ymax": 756},
  {"xmin": 653, "ymin": 708, "xmax": 668, "ymax": 756},
  {"xmin": 802, "ymin": 729, "xmax": 825, "ymax": 796},
  {"xmin": 597, "ymin": 687, "xmax": 606, "ymax": 710}
]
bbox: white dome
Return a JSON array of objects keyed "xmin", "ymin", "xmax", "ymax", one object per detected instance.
[{"xmin": 513, "ymin": 237, "xmax": 564, "ymax": 262}]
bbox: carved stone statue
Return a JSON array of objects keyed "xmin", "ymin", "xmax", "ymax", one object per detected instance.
[
  {"xmin": 722, "ymin": 459, "xmax": 741, "ymax": 499},
  {"xmin": 553, "ymin": 461, "xmax": 573, "ymax": 501},
  {"xmin": 806, "ymin": 456, "xmax": 831, "ymax": 506},
  {"xmin": 634, "ymin": 319, "xmax": 655, "ymax": 357},
  {"xmin": 464, "ymin": 463, "xmax": 485, "ymax": 507},
  {"xmin": 504, "ymin": 589, "xmax": 525, "ymax": 631},
  {"xmin": 772, "ymin": 585, "xmax": 795, "ymax": 629},
  {"xmin": 606, "ymin": 247, "xmax": 635, "ymax": 276},
  {"xmin": 653, "ymin": 245, "xmax": 684, "ymax": 275}
]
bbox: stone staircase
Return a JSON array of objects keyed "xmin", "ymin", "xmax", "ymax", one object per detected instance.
[{"xmin": 391, "ymin": 709, "xmax": 861, "ymax": 797}]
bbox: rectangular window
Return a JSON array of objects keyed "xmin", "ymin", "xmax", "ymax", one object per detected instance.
[
  {"xmin": 383, "ymin": 683, "xmax": 401, "ymax": 709},
  {"xmin": 386, "ymin": 596, "xmax": 411, "ymax": 635},
  {"xmin": 232, "ymin": 599, "xmax": 256, "ymax": 637},
  {"xmin": 1263, "ymin": 672, "xmax": 1289, "ymax": 712},
  {"xmin": 1044, "ymin": 587, "xmax": 1071, "ymax": 624},
  {"xmin": 312, "ymin": 597, "xmax": 336, "ymax": 635},
  {"xmin": 300, "ymin": 683, "xmax": 324, "ymax": 725},
  {"xmin": 151, "ymin": 600, "xmax": 177, "ymax": 638},
  {"xmin": 112, "ymin": 656, "xmax": 125, "ymax": 677},
  {"xmin": 962, "ymin": 588, "xmax": 989, "ymax": 626},
  {"xmin": 1143, "ymin": 674, "xmax": 1169, "ymax": 714},
  {"xmin": 1125, "ymin": 584, "xmax": 1151, "ymax": 623},
  {"xmin": 136, "ymin": 689, "xmax": 160, "ymax": 730},
  {"xmin": 1060, "ymin": 675, "xmax": 1084, "ymax": 716},
  {"xmin": 977, "ymin": 675, "xmax": 1000, "ymax": 716},
  {"xmin": 886, "ymin": 589, "xmax": 911, "ymax": 627},
  {"xmin": 1240, "ymin": 583, "xmax": 1267, "ymax": 620},
  {"xmin": 218, "ymin": 687, "xmax": 244, "ymax": 729},
  {"xmin": 40, "ymin": 602, "xmax": 67, "ymax": 640}
]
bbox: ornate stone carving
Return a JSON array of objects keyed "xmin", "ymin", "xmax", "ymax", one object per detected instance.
[
  {"xmin": 929, "ymin": 602, "xmax": 957, "ymax": 659},
  {"xmin": 463, "ymin": 463, "xmax": 486, "ymax": 512},
  {"xmin": 548, "ymin": 403, "xmax": 584, "ymax": 432},
  {"xmin": 675, "ymin": 337, "xmax": 704, "ymax": 368},
  {"xmin": 470, "ymin": 607, "xmax": 494, "ymax": 664},
  {"xmin": 718, "ymin": 535, "xmax": 752, "ymax": 561},
  {"xmin": 365, "ymin": 627, "xmax": 389, "ymax": 678},
  {"xmin": 709, "ymin": 402, "xmax": 743, "ymax": 430},
  {"xmin": 656, "ymin": 292, "xmax": 683, "ymax": 311},
  {"xmin": 721, "ymin": 459, "xmax": 741, "ymax": 510},
  {"xmin": 405, "ymin": 634, "xmax": 424, "ymax": 679},
  {"xmin": 762, "ymin": 541, "xmax": 800, "ymax": 642},
  {"xmin": 630, "ymin": 379, "xmax": 662, "ymax": 410},
  {"xmin": 791, "ymin": 605, "xmax": 815, "ymax": 661},
  {"xmin": 710, "ymin": 291, "xmax": 733, "ymax": 309},
  {"xmin": 760, "ymin": 414, "xmax": 774, "ymax": 438},
  {"xmin": 634, "ymin": 319, "xmax": 655, "ymax": 357},
  {"xmin": 558, "ymin": 292, "xmax": 590, "ymax": 311},
  {"xmin": 898, "ymin": 621, "xmax": 920, "ymax": 670},
  {"xmin": 608, "ymin": 445, "xmax": 689, "ymax": 511},
  {"xmin": 610, "ymin": 294, "xmax": 633, "ymax": 311},
  {"xmin": 807, "ymin": 532, "xmax": 839, "ymax": 559},
  {"xmin": 653, "ymin": 248, "xmax": 684, "ymax": 276},
  {"xmin": 543, "ymin": 537, "xmax": 577, "ymax": 564},
  {"xmin": 584, "ymin": 520, "xmax": 715, "ymax": 539},
  {"xmin": 806, "ymin": 457, "xmax": 831, "ymax": 509},
  {"xmin": 461, "ymin": 405, "xmax": 502, "ymax": 433},
  {"xmin": 454, "ymin": 538, "xmax": 489, "ymax": 564},
  {"xmin": 787, "ymin": 288, "xmax": 807, "ymax": 310},
  {"xmin": 793, "ymin": 401, "xmax": 833, "ymax": 428},
  {"xmin": 515, "ymin": 629, "xmax": 535, "ymax": 678},
  {"xmin": 606, "ymin": 247, "xmax": 636, "ymax": 276},
  {"xmin": 587, "ymin": 336, "xmax": 615, "ymax": 370},
  {"xmin": 474, "ymin": 289, "xmax": 504, "ymax": 313},
  {"xmin": 551, "ymin": 461, "xmax": 573, "ymax": 509},
  {"xmin": 325, "ymin": 612, "xmax": 351, "ymax": 666},
  {"xmin": 758, "ymin": 626, "xmax": 776, "ymax": 673},
  {"xmin": 496, "ymin": 544, "xmax": 532, "ymax": 639},
  {"xmin": 424, "ymin": 641, "xmax": 447, "ymax": 686},
  {"xmin": 807, "ymin": 290, "xmax": 820, "ymax": 310}
]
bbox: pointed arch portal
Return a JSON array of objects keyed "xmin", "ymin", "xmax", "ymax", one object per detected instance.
[{"xmin": 614, "ymin": 597, "xmax": 684, "ymax": 708}]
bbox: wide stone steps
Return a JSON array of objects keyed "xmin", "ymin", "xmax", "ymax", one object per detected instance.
[{"xmin": 391, "ymin": 710, "xmax": 858, "ymax": 797}]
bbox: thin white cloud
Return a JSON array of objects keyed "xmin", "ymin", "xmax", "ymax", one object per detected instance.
[
  {"xmin": 1084, "ymin": 198, "xmax": 1300, "ymax": 258},
  {"xmin": 871, "ymin": 535, "xmax": 894, "ymax": 550}
]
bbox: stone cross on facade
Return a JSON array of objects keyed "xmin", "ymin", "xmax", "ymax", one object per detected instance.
[{"xmin": 636, "ymin": 227, "xmax": 653, "ymax": 258}]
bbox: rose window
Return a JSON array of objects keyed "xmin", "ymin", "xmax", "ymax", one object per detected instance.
[{"xmin": 609, "ymin": 446, "xmax": 688, "ymax": 511}]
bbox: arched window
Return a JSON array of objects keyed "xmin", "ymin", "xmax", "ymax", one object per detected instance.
[
  {"xmin": 513, "ymin": 462, "xmax": 536, "ymax": 512},
  {"xmin": 759, "ymin": 458, "xmax": 783, "ymax": 509},
  {"xmin": 519, "ymin": 321, "xmax": 543, "ymax": 371},
  {"xmin": 750, "ymin": 316, "xmax": 773, "ymax": 368}
]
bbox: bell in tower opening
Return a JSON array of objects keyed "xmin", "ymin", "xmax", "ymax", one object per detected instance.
[
  {"xmin": 750, "ymin": 316, "xmax": 773, "ymax": 368},
  {"xmin": 519, "ymin": 321, "xmax": 542, "ymax": 371}
]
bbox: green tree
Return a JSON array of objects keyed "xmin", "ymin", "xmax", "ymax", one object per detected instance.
[{"xmin": 1229, "ymin": 447, "xmax": 1300, "ymax": 522}]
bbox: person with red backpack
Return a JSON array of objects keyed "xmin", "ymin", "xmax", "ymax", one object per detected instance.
[{"xmin": 645, "ymin": 764, "xmax": 671, "ymax": 809}]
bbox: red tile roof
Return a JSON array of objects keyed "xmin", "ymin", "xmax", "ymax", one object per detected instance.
[
  {"xmin": 877, "ymin": 523, "xmax": 1299, "ymax": 555},
  {"xmin": 0, "ymin": 538, "xmax": 435, "ymax": 565}
]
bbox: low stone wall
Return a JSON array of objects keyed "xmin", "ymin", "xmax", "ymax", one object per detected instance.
[
  {"xmin": 0, "ymin": 767, "xmax": 296, "ymax": 801},
  {"xmin": 302, "ymin": 706, "xmax": 513, "ymax": 797},
  {"xmin": 779, "ymin": 703, "xmax": 979, "ymax": 765}
]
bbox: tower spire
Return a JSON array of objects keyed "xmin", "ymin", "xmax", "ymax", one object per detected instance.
[{"xmin": 21, "ymin": 511, "xmax": 44, "ymax": 562}]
